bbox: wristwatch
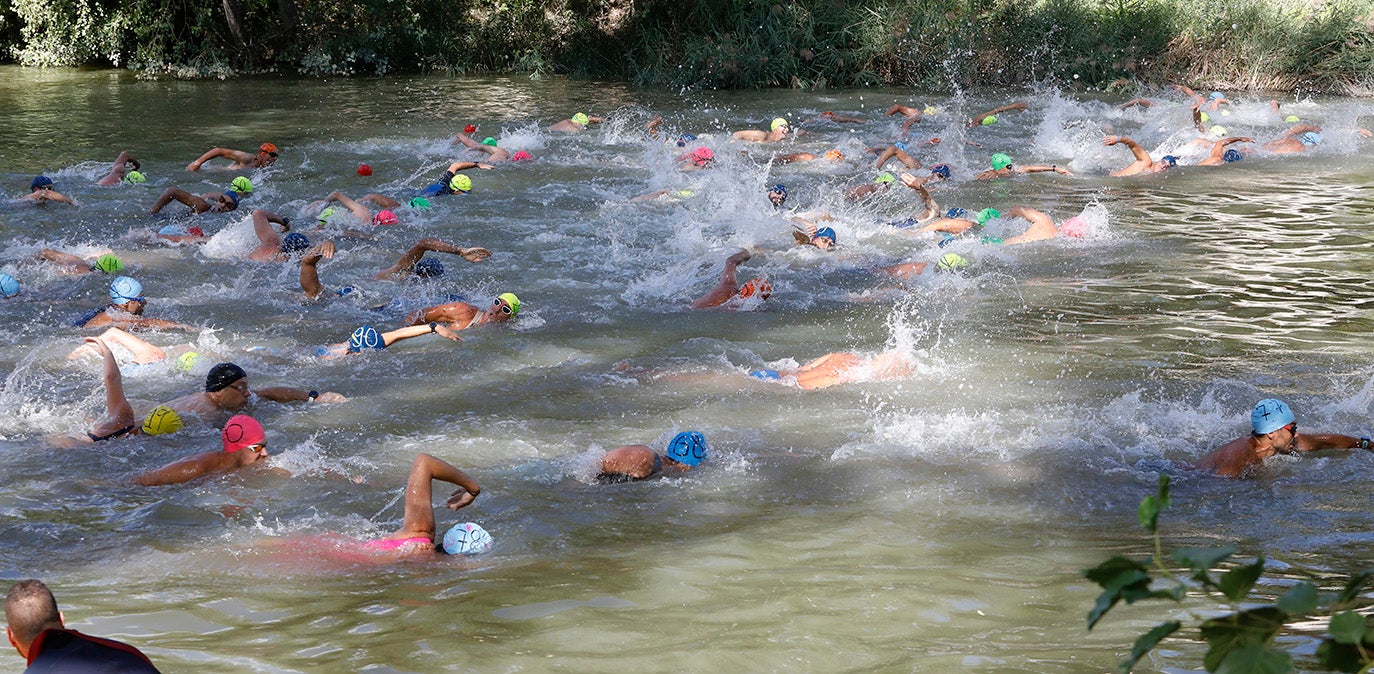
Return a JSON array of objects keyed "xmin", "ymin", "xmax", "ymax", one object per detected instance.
[
  {"xmin": 307, "ymin": 390, "xmax": 319, "ymax": 402},
  {"xmin": 429, "ymin": 322, "xmax": 438, "ymax": 333}
]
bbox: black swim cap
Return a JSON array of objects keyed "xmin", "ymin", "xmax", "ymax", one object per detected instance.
[{"xmin": 205, "ymin": 362, "xmax": 247, "ymax": 392}]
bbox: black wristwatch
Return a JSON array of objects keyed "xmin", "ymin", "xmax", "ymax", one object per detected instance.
[
  {"xmin": 1359, "ymin": 437, "xmax": 1370, "ymax": 450},
  {"xmin": 429, "ymin": 322, "xmax": 438, "ymax": 333},
  {"xmin": 307, "ymin": 390, "xmax": 319, "ymax": 402}
]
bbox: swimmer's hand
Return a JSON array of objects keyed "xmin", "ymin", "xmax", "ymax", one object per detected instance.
[
  {"xmin": 446, "ymin": 487, "xmax": 477, "ymax": 510},
  {"xmin": 1102, "ymin": 135, "xmax": 1122, "ymax": 146},
  {"xmin": 458, "ymin": 247, "xmax": 491, "ymax": 263},
  {"xmin": 313, "ymin": 392, "xmax": 347, "ymax": 403},
  {"xmin": 476, "ymin": 163, "xmax": 495, "ymax": 170},
  {"xmin": 433, "ymin": 324, "xmax": 462, "ymax": 343}
]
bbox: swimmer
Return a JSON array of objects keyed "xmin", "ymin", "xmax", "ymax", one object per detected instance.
[
  {"xmin": 1264, "ymin": 124, "xmax": 1323, "ymax": 154},
  {"xmin": 246, "ymin": 208, "xmax": 299, "ymax": 261},
  {"xmin": 153, "ymin": 223, "xmax": 208, "ymax": 244},
  {"xmin": 873, "ymin": 144, "xmax": 921, "ymax": 170},
  {"xmin": 75, "ymin": 276, "xmax": 196, "ymax": 332},
  {"xmin": 1192, "ymin": 398, "xmax": 1369, "ymax": 478},
  {"xmin": 452, "ymin": 131, "xmax": 513, "ymax": 162},
  {"xmin": 160, "ymin": 362, "xmax": 344, "ymax": 419},
  {"xmin": 131, "ymin": 414, "xmax": 272, "ymax": 486},
  {"xmin": 886, "ymin": 104, "xmax": 927, "ymax": 119},
  {"xmin": 416, "ymin": 162, "xmax": 489, "ymax": 197},
  {"xmin": 814, "ymin": 110, "xmax": 864, "ymax": 124},
  {"xmin": 148, "ymin": 186, "xmax": 238, "ymax": 214},
  {"xmin": 374, "ymin": 238, "xmax": 491, "ymax": 280},
  {"xmin": 844, "ymin": 172, "xmax": 897, "ymax": 200},
  {"xmin": 1101, "ymin": 136, "xmax": 1177, "ymax": 176},
  {"xmin": 968, "ymin": 102, "xmax": 1028, "ymax": 127},
  {"xmin": 690, "ymin": 249, "xmax": 757, "ymax": 309},
  {"xmin": 34, "ymin": 249, "xmax": 123, "ymax": 275},
  {"xmin": 78, "ymin": 337, "xmax": 138, "ymax": 444},
  {"xmin": 908, "ymin": 207, "xmax": 999, "ymax": 239},
  {"xmin": 1196, "ymin": 137, "xmax": 1254, "ymax": 166},
  {"xmin": 732, "ymin": 117, "xmax": 790, "ymax": 143},
  {"xmin": 752, "ymin": 350, "xmax": 913, "ymax": 390},
  {"xmin": 66, "ymin": 327, "xmax": 171, "ymax": 365},
  {"xmin": 186, "ymin": 142, "xmax": 279, "ymax": 171},
  {"xmin": 16, "ymin": 176, "xmax": 74, "ymax": 205},
  {"xmin": 790, "ymin": 221, "xmax": 837, "ymax": 251},
  {"xmin": 316, "ymin": 323, "xmax": 462, "ymax": 358},
  {"xmin": 998, "ymin": 206, "xmax": 1072, "ymax": 246},
  {"xmin": 878, "ymin": 252, "xmax": 971, "ymax": 280},
  {"xmin": 355, "ymin": 453, "xmax": 483, "ymax": 558},
  {"xmin": 96, "ymin": 151, "xmax": 141, "ymax": 186},
  {"xmin": 310, "ymin": 190, "xmax": 407, "ymax": 228},
  {"xmin": 404, "ymin": 292, "xmax": 521, "ymax": 330},
  {"xmin": 974, "ymin": 153, "xmax": 1072, "ymax": 180},
  {"xmin": 597, "ymin": 431, "xmax": 708, "ymax": 483},
  {"xmin": 680, "ymin": 147, "xmax": 714, "ymax": 171},
  {"xmin": 775, "ymin": 149, "xmax": 844, "ymax": 164},
  {"xmin": 5, "ymin": 579, "xmax": 160, "ymax": 672},
  {"xmin": 549, "ymin": 112, "xmax": 604, "ymax": 133}
]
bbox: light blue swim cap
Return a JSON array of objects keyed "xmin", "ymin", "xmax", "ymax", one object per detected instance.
[
  {"xmin": 442, "ymin": 522, "xmax": 494, "ymax": 555},
  {"xmin": 0, "ymin": 273, "xmax": 18, "ymax": 298},
  {"xmin": 893, "ymin": 141, "xmax": 908, "ymax": 151},
  {"xmin": 158, "ymin": 224, "xmax": 189, "ymax": 236},
  {"xmin": 109, "ymin": 276, "xmax": 143, "ymax": 303},
  {"xmin": 414, "ymin": 258, "xmax": 445, "ymax": 278},
  {"xmin": 1251, "ymin": 398, "xmax": 1295, "ymax": 435},
  {"xmin": 347, "ymin": 325, "xmax": 384, "ymax": 353},
  {"xmin": 1300, "ymin": 131, "xmax": 1321, "ymax": 146},
  {"xmin": 1209, "ymin": 91, "xmax": 1224, "ymax": 100},
  {"xmin": 665, "ymin": 431, "xmax": 707, "ymax": 466}
]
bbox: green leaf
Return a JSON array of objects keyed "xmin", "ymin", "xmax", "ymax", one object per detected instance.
[
  {"xmin": 1117, "ymin": 621, "xmax": 1180, "ymax": 673},
  {"xmin": 1171, "ymin": 545, "xmax": 1236, "ymax": 585},
  {"xmin": 1137, "ymin": 474, "xmax": 1170, "ymax": 532},
  {"xmin": 1085, "ymin": 557, "xmax": 1152, "ymax": 629},
  {"xmin": 1218, "ymin": 557, "xmax": 1266, "ymax": 601},
  {"xmin": 1213, "ymin": 643, "xmax": 1292, "ymax": 674},
  {"xmin": 1316, "ymin": 637, "xmax": 1372, "ymax": 673},
  {"xmin": 1275, "ymin": 582, "xmax": 1319, "ymax": 616},
  {"xmin": 1200, "ymin": 607, "xmax": 1286, "ymax": 671},
  {"xmin": 1335, "ymin": 568, "xmax": 1374, "ymax": 605},
  {"xmin": 1330, "ymin": 611, "xmax": 1367, "ymax": 645}
]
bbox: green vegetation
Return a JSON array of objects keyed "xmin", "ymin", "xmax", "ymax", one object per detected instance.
[
  {"xmin": 1086, "ymin": 474, "xmax": 1374, "ymax": 673},
  {"xmin": 0, "ymin": 0, "xmax": 1370, "ymax": 93}
]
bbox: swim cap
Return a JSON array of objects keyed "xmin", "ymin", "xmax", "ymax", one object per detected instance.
[
  {"xmin": 930, "ymin": 163, "xmax": 951, "ymax": 179},
  {"xmin": 221, "ymin": 414, "xmax": 265, "ymax": 452},
  {"xmin": 874, "ymin": 172, "xmax": 895, "ymax": 184},
  {"xmin": 1300, "ymin": 131, "xmax": 1321, "ymax": 146},
  {"xmin": 348, "ymin": 325, "xmax": 385, "ymax": 353},
  {"xmin": 187, "ymin": 226, "xmax": 206, "ymax": 237},
  {"xmin": 1199, "ymin": 111, "xmax": 1210, "ymax": 123},
  {"xmin": 30, "ymin": 176, "xmax": 53, "ymax": 191},
  {"xmin": 408, "ymin": 197, "xmax": 432, "ymax": 209},
  {"xmin": 123, "ymin": 170, "xmax": 146, "ymax": 184},
  {"xmin": 205, "ymin": 362, "xmax": 247, "ymax": 392},
  {"xmin": 770, "ymin": 117, "xmax": 789, "ymax": 131},
  {"xmin": 141, "ymin": 406, "xmax": 183, "ymax": 436},
  {"xmin": 812, "ymin": 226, "xmax": 837, "ymax": 245},
  {"xmin": 936, "ymin": 253, "xmax": 969, "ymax": 272},
  {"xmin": 749, "ymin": 369, "xmax": 782, "ymax": 380},
  {"xmin": 1209, "ymin": 91, "xmax": 1224, "ymax": 100},
  {"xmin": 768, "ymin": 184, "xmax": 787, "ymax": 202},
  {"xmin": 736, "ymin": 277, "xmax": 772, "ymax": 300},
  {"xmin": 976, "ymin": 208, "xmax": 1001, "ymax": 225},
  {"xmin": 1221, "ymin": 109, "xmax": 1231, "ymax": 117},
  {"xmin": 671, "ymin": 190, "xmax": 695, "ymax": 198},
  {"xmin": 946, "ymin": 207, "xmax": 970, "ymax": 219},
  {"xmin": 94, "ymin": 254, "xmax": 123, "ymax": 274},
  {"xmin": 1284, "ymin": 114, "xmax": 1300, "ymax": 123},
  {"xmin": 692, "ymin": 147, "xmax": 714, "ymax": 164},
  {"xmin": 0, "ymin": 274, "xmax": 18, "ymax": 298},
  {"xmin": 511, "ymin": 150, "xmax": 533, "ymax": 161},
  {"xmin": 281, "ymin": 232, "xmax": 311, "ymax": 254},
  {"xmin": 497, "ymin": 292, "xmax": 521, "ymax": 315},
  {"xmin": 824, "ymin": 149, "xmax": 844, "ymax": 161},
  {"xmin": 223, "ymin": 190, "xmax": 240, "ymax": 206},
  {"xmin": 1251, "ymin": 398, "xmax": 1295, "ymax": 435},
  {"xmin": 450, "ymin": 174, "xmax": 472, "ymax": 193},
  {"xmin": 675, "ymin": 134, "xmax": 697, "ymax": 147},
  {"xmin": 357, "ymin": 164, "xmax": 372, "ymax": 176},
  {"xmin": 414, "ymin": 258, "xmax": 445, "ymax": 278},
  {"xmin": 259, "ymin": 143, "xmax": 278, "ymax": 154},
  {"xmin": 924, "ymin": 105, "xmax": 938, "ymax": 115},
  {"xmin": 482, "ymin": 137, "xmax": 498, "ymax": 146},
  {"xmin": 665, "ymin": 431, "xmax": 707, "ymax": 466},
  {"xmin": 981, "ymin": 115, "xmax": 997, "ymax": 126},
  {"xmin": 158, "ymin": 224, "xmax": 188, "ymax": 237},
  {"xmin": 572, "ymin": 113, "xmax": 590, "ymax": 126},
  {"xmin": 464, "ymin": 124, "xmax": 477, "ymax": 134},
  {"xmin": 109, "ymin": 276, "xmax": 143, "ymax": 303},
  {"xmin": 1223, "ymin": 148, "xmax": 1243, "ymax": 163},
  {"xmin": 175, "ymin": 351, "xmax": 201, "ymax": 372},
  {"xmin": 1161, "ymin": 155, "xmax": 1178, "ymax": 166},
  {"xmin": 1209, "ymin": 125, "xmax": 1227, "ymax": 136},
  {"xmin": 1059, "ymin": 215, "xmax": 1087, "ymax": 238},
  {"xmin": 442, "ymin": 522, "xmax": 494, "ymax": 555},
  {"xmin": 230, "ymin": 177, "xmax": 253, "ymax": 194},
  {"xmin": 893, "ymin": 141, "xmax": 908, "ymax": 151},
  {"xmin": 990, "ymin": 153, "xmax": 1012, "ymax": 171},
  {"xmin": 372, "ymin": 210, "xmax": 399, "ymax": 226},
  {"xmin": 317, "ymin": 207, "xmax": 336, "ymax": 225}
]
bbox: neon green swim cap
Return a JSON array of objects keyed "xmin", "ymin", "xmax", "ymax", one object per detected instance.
[
  {"xmin": 175, "ymin": 351, "xmax": 201, "ymax": 372},
  {"xmin": 1209, "ymin": 125, "xmax": 1227, "ymax": 136},
  {"xmin": 990, "ymin": 153, "xmax": 1012, "ymax": 171},
  {"xmin": 94, "ymin": 254, "xmax": 123, "ymax": 274},
  {"xmin": 936, "ymin": 253, "xmax": 969, "ymax": 272},
  {"xmin": 450, "ymin": 174, "xmax": 472, "ymax": 192},
  {"xmin": 123, "ymin": 170, "xmax": 146, "ymax": 184},
  {"xmin": 317, "ymin": 207, "xmax": 335, "ymax": 224},
  {"xmin": 672, "ymin": 189, "xmax": 695, "ymax": 198},
  {"xmin": 572, "ymin": 113, "xmax": 590, "ymax": 126},
  {"xmin": 976, "ymin": 208, "xmax": 1001, "ymax": 225},
  {"xmin": 874, "ymin": 172, "xmax": 895, "ymax": 184},
  {"xmin": 981, "ymin": 115, "xmax": 997, "ymax": 126},
  {"xmin": 1284, "ymin": 115, "xmax": 1299, "ymax": 123},
  {"xmin": 497, "ymin": 292, "xmax": 521, "ymax": 315},
  {"xmin": 409, "ymin": 197, "xmax": 431, "ymax": 209},
  {"xmin": 770, "ymin": 117, "xmax": 789, "ymax": 131},
  {"xmin": 482, "ymin": 137, "xmax": 498, "ymax": 146},
  {"xmin": 230, "ymin": 176, "xmax": 253, "ymax": 194},
  {"xmin": 1199, "ymin": 111, "xmax": 1210, "ymax": 124}
]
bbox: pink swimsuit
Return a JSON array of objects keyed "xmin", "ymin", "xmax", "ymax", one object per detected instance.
[{"xmin": 361, "ymin": 536, "xmax": 432, "ymax": 552}]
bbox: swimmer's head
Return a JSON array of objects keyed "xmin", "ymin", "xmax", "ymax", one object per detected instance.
[
  {"xmin": 494, "ymin": 292, "xmax": 521, "ymax": 317},
  {"xmin": 317, "ymin": 207, "xmax": 336, "ymax": 225},
  {"xmin": 123, "ymin": 170, "xmax": 146, "ymax": 184},
  {"xmin": 1160, "ymin": 155, "xmax": 1178, "ymax": 167},
  {"xmin": 357, "ymin": 163, "xmax": 372, "ymax": 176},
  {"xmin": 768, "ymin": 184, "xmax": 787, "ymax": 207},
  {"xmin": 946, "ymin": 207, "xmax": 969, "ymax": 220},
  {"xmin": 175, "ymin": 351, "xmax": 201, "ymax": 372},
  {"xmin": 109, "ymin": 276, "xmax": 143, "ymax": 304},
  {"xmin": 926, "ymin": 164, "xmax": 951, "ymax": 180},
  {"xmin": 141, "ymin": 406, "xmax": 183, "ymax": 436},
  {"xmin": 222, "ymin": 190, "xmax": 240, "ymax": 210},
  {"xmin": 572, "ymin": 113, "xmax": 590, "ymax": 126},
  {"xmin": 976, "ymin": 208, "xmax": 1001, "ymax": 225},
  {"xmin": 676, "ymin": 134, "xmax": 697, "ymax": 147},
  {"xmin": 205, "ymin": 362, "xmax": 247, "ymax": 393},
  {"xmin": 665, "ymin": 431, "xmax": 707, "ymax": 467},
  {"xmin": 936, "ymin": 252, "xmax": 969, "ymax": 272},
  {"xmin": 281, "ymin": 232, "xmax": 311, "ymax": 255},
  {"xmin": 372, "ymin": 209, "xmax": 399, "ymax": 226},
  {"xmin": 736, "ymin": 277, "xmax": 772, "ymax": 300},
  {"xmin": 924, "ymin": 105, "xmax": 938, "ymax": 115},
  {"xmin": 414, "ymin": 258, "xmax": 445, "ymax": 278},
  {"xmin": 1251, "ymin": 398, "xmax": 1295, "ymax": 435},
  {"xmin": 1209, "ymin": 125, "xmax": 1227, "ymax": 137},
  {"xmin": 1300, "ymin": 131, "xmax": 1322, "ymax": 146},
  {"xmin": 821, "ymin": 111, "xmax": 835, "ymax": 118},
  {"xmin": 1059, "ymin": 215, "xmax": 1087, "ymax": 238},
  {"xmin": 348, "ymin": 325, "xmax": 384, "ymax": 353},
  {"xmin": 770, "ymin": 117, "xmax": 789, "ymax": 132},
  {"xmin": 893, "ymin": 141, "xmax": 908, "ymax": 151},
  {"xmin": 874, "ymin": 172, "xmax": 895, "ymax": 185},
  {"xmin": 230, "ymin": 176, "xmax": 253, "ymax": 195},
  {"xmin": 221, "ymin": 414, "xmax": 266, "ymax": 453},
  {"xmin": 824, "ymin": 149, "xmax": 844, "ymax": 161},
  {"xmin": 408, "ymin": 197, "xmax": 432, "ymax": 210},
  {"xmin": 1209, "ymin": 91, "xmax": 1224, "ymax": 100},
  {"xmin": 449, "ymin": 174, "xmax": 473, "ymax": 193},
  {"xmin": 1284, "ymin": 114, "xmax": 1300, "ymax": 123},
  {"xmin": 1199, "ymin": 111, "xmax": 1210, "ymax": 124},
  {"xmin": 30, "ymin": 176, "xmax": 53, "ymax": 192},
  {"xmin": 981, "ymin": 115, "xmax": 997, "ymax": 126},
  {"xmin": 442, "ymin": 522, "xmax": 494, "ymax": 555},
  {"xmin": 93, "ymin": 254, "xmax": 123, "ymax": 274},
  {"xmin": 258, "ymin": 143, "xmax": 279, "ymax": 156},
  {"xmin": 1223, "ymin": 148, "xmax": 1243, "ymax": 163},
  {"xmin": 692, "ymin": 147, "xmax": 715, "ymax": 166},
  {"xmin": 511, "ymin": 150, "xmax": 533, "ymax": 161},
  {"xmin": 482, "ymin": 137, "xmax": 498, "ymax": 146},
  {"xmin": 464, "ymin": 124, "xmax": 477, "ymax": 134},
  {"xmin": 990, "ymin": 153, "xmax": 1013, "ymax": 171},
  {"xmin": 0, "ymin": 274, "xmax": 19, "ymax": 298},
  {"xmin": 812, "ymin": 226, "xmax": 837, "ymax": 250}
]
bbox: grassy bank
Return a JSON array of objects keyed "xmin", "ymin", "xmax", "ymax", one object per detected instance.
[{"xmin": 0, "ymin": 0, "xmax": 1369, "ymax": 94}]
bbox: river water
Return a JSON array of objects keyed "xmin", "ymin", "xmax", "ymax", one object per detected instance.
[{"xmin": 1, "ymin": 67, "xmax": 1373, "ymax": 672}]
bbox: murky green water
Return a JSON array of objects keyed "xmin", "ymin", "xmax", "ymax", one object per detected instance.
[{"xmin": 2, "ymin": 67, "xmax": 1373, "ymax": 672}]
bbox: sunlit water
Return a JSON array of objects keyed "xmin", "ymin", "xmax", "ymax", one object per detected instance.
[{"xmin": 2, "ymin": 67, "xmax": 1374, "ymax": 672}]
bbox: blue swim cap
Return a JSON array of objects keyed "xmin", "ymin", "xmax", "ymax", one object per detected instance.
[
  {"xmin": 30, "ymin": 176, "xmax": 53, "ymax": 191},
  {"xmin": 893, "ymin": 141, "xmax": 908, "ymax": 151},
  {"xmin": 812, "ymin": 226, "xmax": 837, "ymax": 244},
  {"xmin": 0, "ymin": 273, "xmax": 19, "ymax": 298},
  {"xmin": 1209, "ymin": 91, "xmax": 1224, "ymax": 100},
  {"xmin": 665, "ymin": 431, "xmax": 707, "ymax": 467},
  {"xmin": 768, "ymin": 184, "xmax": 787, "ymax": 205},
  {"xmin": 676, "ymin": 134, "xmax": 697, "ymax": 147},
  {"xmin": 348, "ymin": 325, "xmax": 384, "ymax": 353},
  {"xmin": 930, "ymin": 163, "xmax": 951, "ymax": 179},
  {"xmin": 442, "ymin": 522, "xmax": 494, "ymax": 555},
  {"xmin": 281, "ymin": 232, "xmax": 310, "ymax": 254},
  {"xmin": 1251, "ymin": 398, "xmax": 1295, "ymax": 435},
  {"xmin": 158, "ymin": 224, "xmax": 189, "ymax": 236},
  {"xmin": 749, "ymin": 369, "xmax": 782, "ymax": 380},
  {"xmin": 109, "ymin": 276, "xmax": 143, "ymax": 303},
  {"xmin": 1161, "ymin": 155, "xmax": 1178, "ymax": 166},
  {"xmin": 1223, "ymin": 149, "xmax": 1243, "ymax": 163},
  {"xmin": 335, "ymin": 285, "xmax": 357, "ymax": 297},
  {"xmin": 889, "ymin": 217, "xmax": 919, "ymax": 229},
  {"xmin": 1300, "ymin": 131, "xmax": 1322, "ymax": 146},
  {"xmin": 946, "ymin": 207, "xmax": 969, "ymax": 219},
  {"xmin": 414, "ymin": 258, "xmax": 445, "ymax": 278},
  {"xmin": 224, "ymin": 190, "xmax": 240, "ymax": 206}
]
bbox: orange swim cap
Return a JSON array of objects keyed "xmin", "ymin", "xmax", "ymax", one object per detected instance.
[{"xmin": 259, "ymin": 143, "xmax": 279, "ymax": 154}]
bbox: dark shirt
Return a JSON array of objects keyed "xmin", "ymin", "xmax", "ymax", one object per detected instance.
[{"xmin": 25, "ymin": 628, "xmax": 161, "ymax": 673}]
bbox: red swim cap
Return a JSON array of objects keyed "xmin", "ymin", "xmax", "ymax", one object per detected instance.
[
  {"xmin": 511, "ymin": 151, "xmax": 533, "ymax": 161},
  {"xmin": 357, "ymin": 163, "xmax": 372, "ymax": 176},
  {"xmin": 259, "ymin": 143, "xmax": 278, "ymax": 154},
  {"xmin": 222, "ymin": 415, "xmax": 265, "ymax": 452},
  {"xmin": 373, "ymin": 210, "xmax": 399, "ymax": 226},
  {"xmin": 464, "ymin": 124, "xmax": 477, "ymax": 134},
  {"xmin": 187, "ymin": 226, "xmax": 206, "ymax": 237}
]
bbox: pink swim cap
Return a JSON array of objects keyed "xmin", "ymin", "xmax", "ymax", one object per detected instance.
[
  {"xmin": 692, "ymin": 147, "xmax": 715, "ymax": 164},
  {"xmin": 373, "ymin": 210, "xmax": 399, "ymax": 226},
  {"xmin": 357, "ymin": 164, "xmax": 372, "ymax": 177},
  {"xmin": 511, "ymin": 150, "xmax": 532, "ymax": 161},
  {"xmin": 222, "ymin": 415, "xmax": 265, "ymax": 452},
  {"xmin": 187, "ymin": 226, "xmax": 206, "ymax": 237},
  {"xmin": 1059, "ymin": 216, "xmax": 1087, "ymax": 238}
]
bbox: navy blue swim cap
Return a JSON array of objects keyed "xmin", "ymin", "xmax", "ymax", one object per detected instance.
[
  {"xmin": 281, "ymin": 232, "xmax": 310, "ymax": 254},
  {"xmin": 1223, "ymin": 149, "xmax": 1243, "ymax": 163},
  {"xmin": 1161, "ymin": 155, "xmax": 1178, "ymax": 166},
  {"xmin": 676, "ymin": 134, "xmax": 697, "ymax": 147},
  {"xmin": 946, "ymin": 207, "xmax": 969, "ymax": 219},
  {"xmin": 30, "ymin": 176, "xmax": 53, "ymax": 191},
  {"xmin": 930, "ymin": 164, "xmax": 951, "ymax": 179},
  {"xmin": 414, "ymin": 258, "xmax": 445, "ymax": 278}
]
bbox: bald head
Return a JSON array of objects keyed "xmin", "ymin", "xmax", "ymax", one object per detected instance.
[{"xmin": 5, "ymin": 579, "xmax": 62, "ymax": 648}]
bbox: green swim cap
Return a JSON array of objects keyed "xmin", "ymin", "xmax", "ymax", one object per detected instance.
[
  {"xmin": 770, "ymin": 117, "xmax": 789, "ymax": 131},
  {"xmin": 672, "ymin": 189, "xmax": 695, "ymax": 198},
  {"xmin": 1199, "ymin": 111, "xmax": 1210, "ymax": 124},
  {"xmin": 936, "ymin": 253, "xmax": 969, "ymax": 272},
  {"xmin": 94, "ymin": 254, "xmax": 123, "ymax": 274},
  {"xmin": 123, "ymin": 170, "xmax": 146, "ymax": 184},
  {"xmin": 450, "ymin": 174, "xmax": 472, "ymax": 193},
  {"xmin": 572, "ymin": 113, "xmax": 590, "ymax": 126},
  {"xmin": 1284, "ymin": 114, "xmax": 1300, "ymax": 123},
  {"xmin": 482, "ymin": 137, "xmax": 498, "ymax": 146},
  {"xmin": 990, "ymin": 153, "xmax": 1012, "ymax": 171},
  {"xmin": 1209, "ymin": 125, "xmax": 1227, "ymax": 136},
  {"xmin": 408, "ymin": 197, "xmax": 431, "ymax": 210},
  {"xmin": 230, "ymin": 176, "xmax": 253, "ymax": 194},
  {"xmin": 976, "ymin": 208, "xmax": 1001, "ymax": 225},
  {"xmin": 498, "ymin": 292, "xmax": 521, "ymax": 315},
  {"xmin": 175, "ymin": 351, "xmax": 201, "ymax": 372},
  {"xmin": 875, "ymin": 172, "xmax": 895, "ymax": 184},
  {"xmin": 981, "ymin": 115, "xmax": 997, "ymax": 126},
  {"xmin": 317, "ymin": 207, "xmax": 335, "ymax": 225}
]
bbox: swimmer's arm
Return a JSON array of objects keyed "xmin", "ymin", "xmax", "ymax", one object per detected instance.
[
  {"xmin": 358, "ymin": 194, "xmax": 402, "ymax": 209},
  {"xmin": 132, "ymin": 452, "xmax": 219, "ymax": 486},
  {"xmin": 968, "ymin": 102, "xmax": 1027, "ymax": 126},
  {"xmin": 43, "ymin": 191, "xmax": 76, "ymax": 205},
  {"xmin": 325, "ymin": 191, "xmax": 371, "ymax": 223},
  {"xmin": 445, "ymin": 161, "xmax": 490, "ymax": 172},
  {"xmin": 1103, "ymin": 136, "xmax": 1151, "ymax": 163},
  {"xmin": 299, "ymin": 242, "xmax": 335, "ymax": 299},
  {"xmin": 116, "ymin": 316, "xmax": 198, "ymax": 332},
  {"xmin": 1117, "ymin": 98, "xmax": 1153, "ymax": 110},
  {"xmin": 252, "ymin": 209, "xmax": 284, "ymax": 249},
  {"xmin": 1294, "ymin": 433, "xmax": 1364, "ymax": 453},
  {"xmin": 380, "ymin": 323, "xmax": 460, "ymax": 347},
  {"xmin": 256, "ymin": 386, "xmax": 347, "ymax": 403},
  {"xmin": 1017, "ymin": 164, "xmax": 1072, "ymax": 175},
  {"xmin": 36, "ymin": 249, "xmax": 92, "ymax": 274},
  {"xmin": 186, "ymin": 148, "xmax": 243, "ymax": 171}
]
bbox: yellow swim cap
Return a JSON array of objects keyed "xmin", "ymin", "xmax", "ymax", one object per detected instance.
[
  {"xmin": 1284, "ymin": 114, "xmax": 1299, "ymax": 123},
  {"xmin": 175, "ymin": 351, "xmax": 201, "ymax": 372},
  {"xmin": 1209, "ymin": 125, "xmax": 1227, "ymax": 136},
  {"xmin": 497, "ymin": 292, "xmax": 521, "ymax": 315},
  {"xmin": 924, "ymin": 106, "xmax": 938, "ymax": 116},
  {"xmin": 142, "ymin": 406, "xmax": 183, "ymax": 435},
  {"xmin": 572, "ymin": 113, "xmax": 590, "ymax": 126},
  {"xmin": 770, "ymin": 117, "xmax": 789, "ymax": 131},
  {"xmin": 450, "ymin": 174, "xmax": 472, "ymax": 192},
  {"xmin": 824, "ymin": 149, "xmax": 844, "ymax": 161}
]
